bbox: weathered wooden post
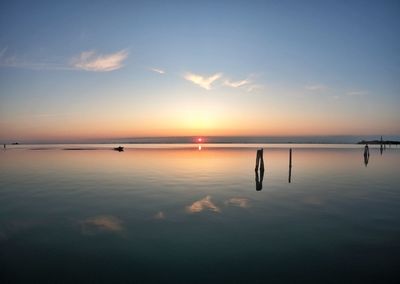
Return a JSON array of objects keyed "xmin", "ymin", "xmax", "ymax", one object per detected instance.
[
  {"xmin": 288, "ymin": 148, "xmax": 292, "ymax": 183},
  {"xmin": 255, "ymin": 149, "xmax": 260, "ymax": 171},
  {"xmin": 255, "ymin": 148, "xmax": 264, "ymax": 172},
  {"xmin": 364, "ymin": 144, "xmax": 370, "ymax": 157}
]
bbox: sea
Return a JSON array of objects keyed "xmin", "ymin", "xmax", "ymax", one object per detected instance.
[{"xmin": 1, "ymin": 143, "xmax": 399, "ymax": 283}]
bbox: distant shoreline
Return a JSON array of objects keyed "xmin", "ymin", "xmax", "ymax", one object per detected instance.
[
  {"xmin": 357, "ymin": 140, "xmax": 400, "ymax": 145},
  {"xmin": 3, "ymin": 135, "xmax": 400, "ymax": 145}
]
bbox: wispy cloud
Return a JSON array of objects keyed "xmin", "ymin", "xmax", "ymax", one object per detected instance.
[
  {"xmin": 0, "ymin": 47, "xmax": 71, "ymax": 70},
  {"xmin": 71, "ymin": 49, "xmax": 128, "ymax": 72},
  {"xmin": 32, "ymin": 113, "xmax": 73, "ymax": 118},
  {"xmin": 186, "ymin": 196, "xmax": 220, "ymax": 213},
  {"xmin": 149, "ymin": 67, "xmax": 165, "ymax": 74},
  {"xmin": 305, "ymin": 84, "xmax": 327, "ymax": 91},
  {"xmin": 245, "ymin": 84, "xmax": 264, "ymax": 93},
  {"xmin": 0, "ymin": 47, "xmax": 7, "ymax": 58},
  {"xmin": 224, "ymin": 79, "xmax": 250, "ymax": 88},
  {"xmin": 0, "ymin": 47, "xmax": 128, "ymax": 72},
  {"xmin": 223, "ymin": 75, "xmax": 264, "ymax": 93},
  {"xmin": 346, "ymin": 90, "xmax": 367, "ymax": 97},
  {"xmin": 184, "ymin": 72, "xmax": 222, "ymax": 90}
]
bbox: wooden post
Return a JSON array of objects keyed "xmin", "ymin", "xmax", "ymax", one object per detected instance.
[
  {"xmin": 255, "ymin": 148, "xmax": 264, "ymax": 171},
  {"xmin": 255, "ymin": 150, "xmax": 260, "ymax": 171},
  {"xmin": 288, "ymin": 148, "xmax": 292, "ymax": 183}
]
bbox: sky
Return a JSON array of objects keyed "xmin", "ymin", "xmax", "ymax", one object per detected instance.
[{"xmin": 0, "ymin": 0, "xmax": 399, "ymax": 142}]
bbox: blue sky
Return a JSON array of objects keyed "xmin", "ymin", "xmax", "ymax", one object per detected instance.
[{"xmin": 0, "ymin": 0, "xmax": 399, "ymax": 142}]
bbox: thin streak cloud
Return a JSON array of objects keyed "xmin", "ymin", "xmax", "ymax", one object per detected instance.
[
  {"xmin": 305, "ymin": 84, "xmax": 327, "ymax": 91},
  {"xmin": 347, "ymin": 90, "xmax": 368, "ymax": 97},
  {"xmin": 0, "ymin": 47, "xmax": 7, "ymax": 58},
  {"xmin": 149, "ymin": 67, "xmax": 165, "ymax": 74},
  {"xmin": 72, "ymin": 49, "xmax": 128, "ymax": 72},
  {"xmin": 184, "ymin": 72, "xmax": 222, "ymax": 90},
  {"xmin": 245, "ymin": 84, "xmax": 264, "ymax": 93},
  {"xmin": 224, "ymin": 79, "xmax": 250, "ymax": 88},
  {"xmin": 224, "ymin": 75, "xmax": 264, "ymax": 93},
  {"xmin": 0, "ymin": 47, "xmax": 72, "ymax": 70}
]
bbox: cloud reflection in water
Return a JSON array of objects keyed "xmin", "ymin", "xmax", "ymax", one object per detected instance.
[
  {"xmin": 153, "ymin": 211, "xmax": 165, "ymax": 219},
  {"xmin": 187, "ymin": 196, "xmax": 220, "ymax": 213},
  {"xmin": 80, "ymin": 215, "xmax": 123, "ymax": 235},
  {"xmin": 225, "ymin": 197, "xmax": 250, "ymax": 208}
]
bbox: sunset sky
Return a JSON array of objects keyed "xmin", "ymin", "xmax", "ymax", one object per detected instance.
[{"xmin": 0, "ymin": 0, "xmax": 399, "ymax": 142}]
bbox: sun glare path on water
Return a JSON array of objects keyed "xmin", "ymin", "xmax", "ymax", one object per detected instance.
[{"xmin": 196, "ymin": 137, "xmax": 203, "ymax": 151}]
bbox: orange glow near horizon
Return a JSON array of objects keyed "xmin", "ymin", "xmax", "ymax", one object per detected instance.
[{"xmin": 0, "ymin": 101, "xmax": 398, "ymax": 142}]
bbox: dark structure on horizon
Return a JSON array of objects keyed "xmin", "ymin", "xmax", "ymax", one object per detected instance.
[{"xmin": 358, "ymin": 137, "xmax": 399, "ymax": 145}]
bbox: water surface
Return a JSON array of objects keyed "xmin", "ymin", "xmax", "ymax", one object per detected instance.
[{"xmin": 1, "ymin": 144, "xmax": 399, "ymax": 283}]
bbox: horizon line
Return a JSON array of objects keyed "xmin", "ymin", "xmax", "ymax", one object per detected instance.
[{"xmin": 2, "ymin": 134, "xmax": 399, "ymax": 145}]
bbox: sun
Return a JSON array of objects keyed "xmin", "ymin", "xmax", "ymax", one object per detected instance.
[{"xmin": 197, "ymin": 138, "xmax": 202, "ymax": 143}]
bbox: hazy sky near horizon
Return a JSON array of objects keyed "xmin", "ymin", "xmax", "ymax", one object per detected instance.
[{"xmin": 0, "ymin": 0, "xmax": 399, "ymax": 142}]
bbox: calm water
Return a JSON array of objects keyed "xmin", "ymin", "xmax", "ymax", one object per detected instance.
[{"xmin": 1, "ymin": 144, "xmax": 399, "ymax": 283}]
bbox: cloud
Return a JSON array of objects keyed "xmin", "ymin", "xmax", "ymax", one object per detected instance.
[
  {"xmin": 32, "ymin": 113, "xmax": 73, "ymax": 118},
  {"xmin": 184, "ymin": 72, "xmax": 222, "ymax": 90},
  {"xmin": 186, "ymin": 195, "xmax": 220, "ymax": 213},
  {"xmin": 305, "ymin": 84, "xmax": 327, "ymax": 91},
  {"xmin": 0, "ymin": 47, "xmax": 128, "ymax": 72},
  {"xmin": 224, "ymin": 75, "xmax": 264, "ymax": 93},
  {"xmin": 224, "ymin": 79, "xmax": 250, "ymax": 88},
  {"xmin": 0, "ymin": 47, "xmax": 7, "ymax": 58},
  {"xmin": 80, "ymin": 215, "xmax": 123, "ymax": 234},
  {"xmin": 149, "ymin": 67, "xmax": 165, "ymax": 74},
  {"xmin": 346, "ymin": 90, "xmax": 367, "ymax": 97},
  {"xmin": 225, "ymin": 197, "xmax": 250, "ymax": 208},
  {"xmin": 245, "ymin": 84, "xmax": 264, "ymax": 93},
  {"xmin": 0, "ymin": 47, "xmax": 71, "ymax": 70},
  {"xmin": 72, "ymin": 49, "xmax": 128, "ymax": 72}
]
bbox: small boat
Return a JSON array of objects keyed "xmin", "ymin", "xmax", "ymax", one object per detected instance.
[{"xmin": 113, "ymin": 146, "xmax": 124, "ymax": 152}]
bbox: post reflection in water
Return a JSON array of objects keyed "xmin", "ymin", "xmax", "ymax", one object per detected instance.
[
  {"xmin": 288, "ymin": 148, "xmax": 293, "ymax": 183},
  {"xmin": 255, "ymin": 169, "xmax": 264, "ymax": 191},
  {"xmin": 364, "ymin": 153, "xmax": 369, "ymax": 166},
  {"xmin": 364, "ymin": 144, "xmax": 370, "ymax": 167}
]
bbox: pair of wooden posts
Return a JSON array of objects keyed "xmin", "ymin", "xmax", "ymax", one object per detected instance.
[{"xmin": 255, "ymin": 148, "xmax": 293, "ymax": 184}]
